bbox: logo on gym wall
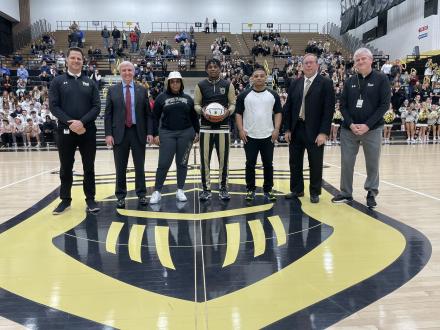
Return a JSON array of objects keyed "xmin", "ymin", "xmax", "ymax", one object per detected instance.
[{"xmin": 0, "ymin": 168, "xmax": 431, "ymax": 329}]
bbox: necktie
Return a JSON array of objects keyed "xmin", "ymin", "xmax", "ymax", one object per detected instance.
[
  {"xmin": 299, "ymin": 79, "xmax": 312, "ymax": 120},
  {"xmin": 125, "ymin": 85, "xmax": 132, "ymax": 127}
]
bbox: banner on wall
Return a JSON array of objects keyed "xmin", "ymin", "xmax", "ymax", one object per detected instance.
[
  {"xmin": 340, "ymin": 0, "xmax": 405, "ymax": 34},
  {"xmin": 418, "ymin": 25, "xmax": 428, "ymax": 39}
]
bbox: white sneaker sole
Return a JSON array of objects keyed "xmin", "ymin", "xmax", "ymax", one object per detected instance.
[
  {"xmin": 52, "ymin": 206, "xmax": 71, "ymax": 215},
  {"xmin": 150, "ymin": 197, "xmax": 161, "ymax": 204}
]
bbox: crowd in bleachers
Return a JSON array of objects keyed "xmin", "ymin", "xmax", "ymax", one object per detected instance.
[
  {"xmin": 0, "ymin": 83, "xmax": 56, "ymax": 148},
  {"xmin": 211, "ymin": 36, "xmax": 233, "ymax": 59},
  {"xmin": 382, "ymin": 58, "xmax": 440, "ymax": 143},
  {"xmin": 98, "ymin": 24, "xmax": 142, "ymax": 54},
  {"xmin": 3, "ymin": 24, "xmax": 440, "ymax": 149},
  {"xmin": 215, "ymin": 39, "xmax": 434, "ymax": 146},
  {"xmin": 251, "ymin": 30, "xmax": 292, "ymax": 57},
  {"xmin": 0, "ymin": 32, "xmax": 107, "ymax": 149}
]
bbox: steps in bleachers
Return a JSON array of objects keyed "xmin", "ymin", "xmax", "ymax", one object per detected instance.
[{"xmin": 5, "ymin": 28, "xmax": 353, "ymax": 75}]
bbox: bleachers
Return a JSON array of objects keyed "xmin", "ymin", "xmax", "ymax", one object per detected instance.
[{"xmin": 2, "ymin": 27, "xmax": 353, "ymax": 75}]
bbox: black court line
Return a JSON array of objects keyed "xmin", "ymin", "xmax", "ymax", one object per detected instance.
[
  {"xmin": 264, "ymin": 180, "xmax": 432, "ymax": 330},
  {"xmin": 0, "ymin": 188, "xmax": 116, "ymax": 330},
  {"xmin": 0, "ymin": 177, "xmax": 432, "ymax": 329}
]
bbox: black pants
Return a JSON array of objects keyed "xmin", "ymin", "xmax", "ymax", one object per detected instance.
[
  {"xmin": 289, "ymin": 121, "xmax": 324, "ymax": 196},
  {"xmin": 1, "ymin": 133, "xmax": 13, "ymax": 146},
  {"xmin": 155, "ymin": 127, "xmax": 194, "ymax": 191},
  {"xmin": 113, "ymin": 126, "xmax": 146, "ymax": 200},
  {"xmin": 57, "ymin": 127, "xmax": 96, "ymax": 202},
  {"xmin": 244, "ymin": 136, "xmax": 274, "ymax": 192},
  {"xmin": 199, "ymin": 131, "xmax": 229, "ymax": 191}
]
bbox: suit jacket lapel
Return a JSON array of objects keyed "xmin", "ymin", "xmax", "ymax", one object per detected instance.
[
  {"xmin": 117, "ymin": 82, "xmax": 126, "ymax": 109},
  {"xmin": 134, "ymin": 84, "xmax": 142, "ymax": 110},
  {"xmin": 306, "ymin": 74, "xmax": 320, "ymax": 98},
  {"xmin": 298, "ymin": 77, "xmax": 305, "ymax": 101}
]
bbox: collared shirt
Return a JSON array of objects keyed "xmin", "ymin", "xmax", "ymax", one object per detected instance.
[
  {"xmin": 303, "ymin": 71, "xmax": 318, "ymax": 92},
  {"xmin": 299, "ymin": 71, "xmax": 318, "ymax": 118},
  {"xmin": 67, "ymin": 70, "xmax": 81, "ymax": 79},
  {"xmin": 122, "ymin": 80, "xmax": 136, "ymax": 125}
]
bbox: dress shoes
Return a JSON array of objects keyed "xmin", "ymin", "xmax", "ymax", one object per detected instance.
[
  {"xmin": 310, "ymin": 195, "xmax": 320, "ymax": 203},
  {"xmin": 86, "ymin": 199, "xmax": 100, "ymax": 213},
  {"xmin": 138, "ymin": 196, "xmax": 148, "ymax": 206},
  {"xmin": 116, "ymin": 199, "xmax": 126, "ymax": 209},
  {"xmin": 285, "ymin": 192, "xmax": 305, "ymax": 199}
]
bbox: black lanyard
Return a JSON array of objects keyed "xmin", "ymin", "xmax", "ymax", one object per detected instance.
[{"xmin": 356, "ymin": 74, "xmax": 367, "ymax": 100}]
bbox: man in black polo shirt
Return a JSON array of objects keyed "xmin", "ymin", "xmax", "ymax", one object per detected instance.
[
  {"xmin": 332, "ymin": 48, "xmax": 391, "ymax": 208},
  {"xmin": 49, "ymin": 47, "xmax": 101, "ymax": 214}
]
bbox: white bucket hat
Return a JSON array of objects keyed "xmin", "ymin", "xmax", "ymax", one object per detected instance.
[
  {"xmin": 166, "ymin": 71, "xmax": 184, "ymax": 92},
  {"xmin": 167, "ymin": 71, "xmax": 183, "ymax": 80}
]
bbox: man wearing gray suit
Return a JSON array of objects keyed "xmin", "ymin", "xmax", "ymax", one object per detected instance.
[{"xmin": 104, "ymin": 61, "xmax": 153, "ymax": 208}]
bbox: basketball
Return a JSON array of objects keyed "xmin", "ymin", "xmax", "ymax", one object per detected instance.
[{"xmin": 204, "ymin": 102, "xmax": 226, "ymax": 122}]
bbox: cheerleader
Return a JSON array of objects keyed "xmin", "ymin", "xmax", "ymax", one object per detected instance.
[
  {"xmin": 383, "ymin": 105, "xmax": 395, "ymax": 144},
  {"xmin": 427, "ymin": 105, "xmax": 438, "ymax": 141},
  {"xmin": 416, "ymin": 104, "xmax": 429, "ymax": 143},
  {"xmin": 399, "ymin": 99, "xmax": 409, "ymax": 131},
  {"xmin": 0, "ymin": 119, "xmax": 13, "ymax": 148},
  {"xmin": 434, "ymin": 105, "xmax": 440, "ymax": 142},
  {"xmin": 330, "ymin": 103, "xmax": 343, "ymax": 145},
  {"xmin": 403, "ymin": 102, "xmax": 417, "ymax": 142}
]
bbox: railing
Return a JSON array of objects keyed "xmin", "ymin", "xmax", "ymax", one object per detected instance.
[
  {"xmin": 202, "ymin": 54, "xmax": 294, "ymax": 73},
  {"xmin": 241, "ymin": 23, "xmax": 319, "ymax": 33},
  {"xmin": 56, "ymin": 20, "xmax": 140, "ymax": 31},
  {"xmin": 323, "ymin": 21, "xmax": 383, "ymax": 56},
  {"xmin": 151, "ymin": 22, "xmax": 230, "ymax": 33},
  {"xmin": 1, "ymin": 53, "xmax": 58, "ymax": 70},
  {"xmin": 406, "ymin": 54, "xmax": 432, "ymax": 63},
  {"xmin": 203, "ymin": 54, "xmax": 254, "ymax": 64},
  {"xmin": 13, "ymin": 19, "xmax": 52, "ymax": 52},
  {"xmin": 405, "ymin": 54, "xmax": 440, "ymax": 80}
]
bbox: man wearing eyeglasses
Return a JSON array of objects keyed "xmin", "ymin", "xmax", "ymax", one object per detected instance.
[{"xmin": 283, "ymin": 53, "xmax": 335, "ymax": 204}]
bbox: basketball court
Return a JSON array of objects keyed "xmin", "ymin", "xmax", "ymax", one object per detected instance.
[{"xmin": 0, "ymin": 143, "xmax": 438, "ymax": 329}]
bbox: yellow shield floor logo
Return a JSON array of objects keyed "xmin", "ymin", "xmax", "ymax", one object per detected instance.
[{"xmin": 0, "ymin": 168, "xmax": 431, "ymax": 329}]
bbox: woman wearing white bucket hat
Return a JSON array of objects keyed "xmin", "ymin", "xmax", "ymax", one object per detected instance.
[{"xmin": 150, "ymin": 71, "xmax": 200, "ymax": 203}]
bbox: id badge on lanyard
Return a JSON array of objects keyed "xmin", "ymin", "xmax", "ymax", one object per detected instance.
[{"xmin": 356, "ymin": 98, "xmax": 363, "ymax": 109}]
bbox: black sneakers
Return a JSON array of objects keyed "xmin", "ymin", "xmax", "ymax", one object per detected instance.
[
  {"xmin": 366, "ymin": 192, "xmax": 377, "ymax": 208},
  {"xmin": 218, "ymin": 189, "xmax": 231, "ymax": 200},
  {"xmin": 86, "ymin": 199, "xmax": 100, "ymax": 213},
  {"xmin": 52, "ymin": 201, "xmax": 71, "ymax": 215},
  {"xmin": 199, "ymin": 190, "xmax": 212, "ymax": 201},
  {"xmin": 331, "ymin": 195, "xmax": 353, "ymax": 203},
  {"xmin": 116, "ymin": 199, "xmax": 126, "ymax": 209},
  {"xmin": 264, "ymin": 190, "xmax": 277, "ymax": 201},
  {"xmin": 245, "ymin": 190, "xmax": 256, "ymax": 200},
  {"xmin": 331, "ymin": 193, "xmax": 377, "ymax": 208}
]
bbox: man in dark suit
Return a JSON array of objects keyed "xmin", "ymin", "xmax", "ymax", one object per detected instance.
[
  {"xmin": 104, "ymin": 61, "xmax": 153, "ymax": 208},
  {"xmin": 283, "ymin": 53, "xmax": 335, "ymax": 203}
]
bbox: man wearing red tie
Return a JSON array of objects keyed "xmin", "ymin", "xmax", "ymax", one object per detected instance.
[
  {"xmin": 104, "ymin": 61, "xmax": 153, "ymax": 208},
  {"xmin": 283, "ymin": 53, "xmax": 335, "ymax": 203}
]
